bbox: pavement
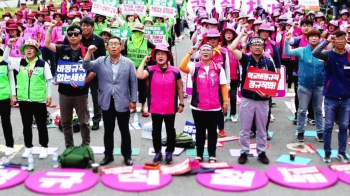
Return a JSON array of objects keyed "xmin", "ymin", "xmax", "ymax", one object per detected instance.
[{"xmin": 0, "ymin": 36, "xmax": 350, "ymax": 196}]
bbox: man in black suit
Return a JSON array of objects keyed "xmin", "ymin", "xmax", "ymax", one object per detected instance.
[{"xmin": 64, "ymin": 17, "xmax": 106, "ymax": 131}]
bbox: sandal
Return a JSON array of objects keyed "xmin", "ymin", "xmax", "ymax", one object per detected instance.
[
  {"xmin": 194, "ymin": 157, "xmax": 203, "ymax": 162},
  {"xmin": 209, "ymin": 157, "xmax": 217, "ymax": 163}
]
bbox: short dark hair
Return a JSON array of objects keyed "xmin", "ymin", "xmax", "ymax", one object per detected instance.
[
  {"xmin": 300, "ymin": 19, "xmax": 314, "ymax": 26},
  {"xmin": 332, "ymin": 30, "xmax": 346, "ymax": 37},
  {"xmin": 306, "ymin": 29, "xmax": 321, "ymax": 39},
  {"xmin": 67, "ymin": 25, "xmax": 82, "ymax": 34},
  {"xmin": 107, "ymin": 36, "xmax": 122, "ymax": 45},
  {"xmin": 80, "ymin": 17, "xmax": 94, "ymax": 26}
]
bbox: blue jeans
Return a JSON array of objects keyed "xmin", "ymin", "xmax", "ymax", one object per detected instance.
[
  {"xmin": 297, "ymin": 85, "xmax": 324, "ymax": 134},
  {"xmin": 324, "ymin": 97, "xmax": 350, "ymax": 153}
]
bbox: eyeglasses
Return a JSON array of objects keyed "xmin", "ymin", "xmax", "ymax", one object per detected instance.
[
  {"xmin": 200, "ymin": 49, "xmax": 212, "ymax": 53},
  {"xmin": 335, "ymin": 37, "xmax": 346, "ymax": 41},
  {"xmin": 108, "ymin": 42, "xmax": 121, "ymax": 46},
  {"xmin": 251, "ymin": 44, "xmax": 263, "ymax": 48},
  {"xmin": 67, "ymin": 31, "xmax": 80, "ymax": 37}
]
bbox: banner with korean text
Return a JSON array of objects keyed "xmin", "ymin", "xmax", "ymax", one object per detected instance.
[
  {"xmin": 111, "ymin": 28, "xmax": 132, "ymax": 40},
  {"xmin": 144, "ymin": 25, "xmax": 168, "ymax": 45},
  {"xmin": 55, "ymin": 60, "xmax": 87, "ymax": 87},
  {"xmin": 299, "ymin": 0, "xmax": 320, "ymax": 11},
  {"xmin": 150, "ymin": 0, "xmax": 177, "ymax": 18},
  {"xmin": 121, "ymin": 0, "xmax": 148, "ymax": 16},
  {"xmin": 243, "ymin": 67, "xmax": 280, "ymax": 96},
  {"xmin": 91, "ymin": 0, "xmax": 120, "ymax": 18}
]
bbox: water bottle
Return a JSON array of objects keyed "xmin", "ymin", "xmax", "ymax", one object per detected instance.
[
  {"xmin": 28, "ymin": 150, "xmax": 34, "ymax": 171},
  {"xmin": 304, "ymin": 118, "xmax": 307, "ymax": 127},
  {"xmin": 134, "ymin": 113, "xmax": 138, "ymax": 123},
  {"xmin": 53, "ymin": 150, "xmax": 59, "ymax": 168}
]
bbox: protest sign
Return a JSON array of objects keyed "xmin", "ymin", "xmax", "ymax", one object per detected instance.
[
  {"xmin": 91, "ymin": 0, "xmax": 119, "ymax": 18},
  {"xmin": 150, "ymin": 0, "xmax": 177, "ymax": 18},
  {"xmin": 111, "ymin": 28, "xmax": 132, "ymax": 39},
  {"xmin": 243, "ymin": 66, "xmax": 280, "ymax": 96},
  {"xmin": 55, "ymin": 60, "xmax": 87, "ymax": 87},
  {"xmin": 62, "ymin": 26, "xmax": 67, "ymax": 35},
  {"xmin": 188, "ymin": 0, "xmax": 279, "ymax": 16},
  {"xmin": 144, "ymin": 25, "xmax": 167, "ymax": 45},
  {"xmin": 121, "ymin": 0, "xmax": 148, "ymax": 16},
  {"xmin": 299, "ymin": 0, "xmax": 320, "ymax": 11}
]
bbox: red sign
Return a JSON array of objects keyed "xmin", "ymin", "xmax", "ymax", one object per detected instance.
[
  {"xmin": 329, "ymin": 164, "xmax": 350, "ymax": 172},
  {"xmin": 160, "ymin": 158, "xmax": 191, "ymax": 176},
  {"xmin": 243, "ymin": 67, "xmax": 280, "ymax": 96}
]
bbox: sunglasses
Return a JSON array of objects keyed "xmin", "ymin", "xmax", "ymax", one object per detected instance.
[{"xmin": 67, "ymin": 31, "xmax": 80, "ymax": 37}]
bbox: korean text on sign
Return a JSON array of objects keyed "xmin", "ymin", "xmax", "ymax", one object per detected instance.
[
  {"xmin": 122, "ymin": 0, "xmax": 147, "ymax": 16},
  {"xmin": 144, "ymin": 25, "xmax": 167, "ymax": 45},
  {"xmin": 277, "ymin": 167, "xmax": 328, "ymax": 183},
  {"xmin": 150, "ymin": 0, "xmax": 176, "ymax": 18},
  {"xmin": 243, "ymin": 67, "xmax": 280, "ymax": 96},
  {"xmin": 55, "ymin": 60, "xmax": 87, "ymax": 87},
  {"xmin": 91, "ymin": 0, "xmax": 120, "ymax": 18}
]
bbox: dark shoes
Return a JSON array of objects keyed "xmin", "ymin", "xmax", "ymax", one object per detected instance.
[
  {"xmin": 297, "ymin": 132, "xmax": 305, "ymax": 142},
  {"xmin": 316, "ymin": 133, "xmax": 323, "ymax": 142},
  {"xmin": 100, "ymin": 156, "xmax": 114, "ymax": 166},
  {"xmin": 92, "ymin": 123, "xmax": 99, "ymax": 131},
  {"xmin": 165, "ymin": 152, "xmax": 173, "ymax": 164},
  {"xmin": 153, "ymin": 152, "xmax": 163, "ymax": 163},
  {"xmin": 124, "ymin": 158, "xmax": 133, "ymax": 166},
  {"xmin": 238, "ymin": 153, "xmax": 248, "ymax": 164},
  {"xmin": 258, "ymin": 152, "xmax": 269, "ymax": 164}
]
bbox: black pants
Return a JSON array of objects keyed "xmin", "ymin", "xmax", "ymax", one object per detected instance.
[
  {"xmin": 175, "ymin": 18, "xmax": 181, "ymax": 37},
  {"xmin": 282, "ymin": 58, "xmax": 294, "ymax": 89},
  {"xmin": 192, "ymin": 110, "xmax": 220, "ymax": 158},
  {"xmin": 151, "ymin": 114, "xmax": 176, "ymax": 153},
  {"xmin": 137, "ymin": 78, "xmax": 147, "ymax": 104},
  {"xmin": 217, "ymin": 111, "xmax": 225, "ymax": 130},
  {"xmin": 294, "ymin": 77, "xmax": 314, "ymax": 119},
  {"xmin": 102, "ymin": 97, "xmax": 131, "ymax": 158},
  {"xmin": 89, "ymin": 79, "xmax": 102, "ymax": 124},
  {"xmin": 0, "ymin": 99, "xmax": 14, "ymax": 147},
  {"xmin": 230, "ymin": 80, "xmax": 239, "ymax": 116},
  {"xmin": 251, "ymin": 97, "xmax": 272, "ymax": 133},
  {"xmin": 18, "ymin": 101, "xmax": 49, "ymax": 148}
]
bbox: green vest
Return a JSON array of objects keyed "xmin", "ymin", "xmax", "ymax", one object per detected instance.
[
  {"xmin": 0, "ymin": 62, "xmax": 11, "ymax": 100},
  {"xmin": 16, "ymin": 59, "xmax": 46, "ymax": 102},
  {"xmin": 94, "ymin": 22, "xmax": 108, "ymax": 36},
  {"xmin": 127, "ymin": 38, "xmax": 150, "ymax": 67}
]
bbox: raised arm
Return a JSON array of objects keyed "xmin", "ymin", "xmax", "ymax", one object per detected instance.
[
  {"xmin": 312, "ymin": 37, "xmax": 332, "ymax": 61},
  {"xmin": 3, "ymin": 39, "xmax": 20, "ymax": 71},
  {"xmin": 136, "ymin": 55, "xmax": 150, "ymax": 79},
  {"xmin": 45, "ymin": 20, "xmax": 58, "ymax": 53},
  {"xmin": 83, "ymin": 45, "xmax": 100, "ymax": 73},
  {"xmin": 229, "ymin": 30, "xmax": 246, "ymax": 61},
  {"xmin": 179, "ymin": 47, "xmax": 196, "ymax": 74},
  {"xmin": 284, "ymin": 32, "xmax": 302, "ymax": 58}
]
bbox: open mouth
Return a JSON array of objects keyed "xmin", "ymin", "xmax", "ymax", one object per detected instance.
[{"xmin": 203, "ymin": 54, "xmax": 209, "ymax": 58}]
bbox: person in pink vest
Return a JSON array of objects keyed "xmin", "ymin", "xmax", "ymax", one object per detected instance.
[
  {"xmin": 35, "ymin": 12, "xmax": 45, "ymax": 27},
  {"xmin": 81, "ymin": 6, "xmax": 93, "ymax": 18},
  {"xmin": 235, "ymin": 12, "xmax": 249, "ymax": 34},
  {"xmin": 179, "ymin": 44, "xmax": 229, "ymax": 163},
  {"xmin": 1, "ymin": 12, "xmax": 12, "ymax": 29},
  {"xmin": 314, "ymin": 12, "xmax": 327, "ymax": 31},
  {"xmin": 221, "ymin": 26, "xmax": 240, "ymax": 123},
  {"xmin": 137, "ymin": 44, "xmax": 184, "ymax": 164},
  {"xmin": 61, "ymin": 0, "xmax": 68, "ymax": 22},
  {"xmin": 15, "ymin": 10, "xmax": 26, "ymax": 25},
  {"xmin": 24, "ymin": 14, "xmax": 40, "ymax": 42},
  {"xmin": 322, "ymin": 20, "xmax": 339, "ymax": 39},
  {"xmin": 39, "ymin": 16, "xmax": 56, "ymax": 77},
  {"xmin": 4, "ymin": 24, "xmax": 25, "ymax": 58},
  {"xmin": 51, "ymin": 13, "xmax": 64, "ymax": 44},
  {"xmin": 338, "ymin": 9, "xmax": 350, "ymax": 32},
  {"xmin": 19, "ymin": 0, "xmax": 30, "ymax": 20}
]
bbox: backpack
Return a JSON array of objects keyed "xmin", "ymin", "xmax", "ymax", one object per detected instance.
[
  {"xmin": 175, "ymin": 133, "xmax": 195, "ymax": 149},
  {"xmin": 59, "ymin": 146, "xmax": 95, "ymax": 168}
]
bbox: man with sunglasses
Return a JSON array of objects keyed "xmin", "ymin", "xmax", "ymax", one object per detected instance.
[
  {"xmin": 45, "ymin": 23, "xmax": 96, "ymax": 148},
  {"xmin": 83, "ymin": 36, "xmax": 137, "ymax": 166}
]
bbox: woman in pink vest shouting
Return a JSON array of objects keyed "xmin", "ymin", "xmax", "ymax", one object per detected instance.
[
  {"xmin": 179, "ymin": 44, "xmax": 229, "ymax": 163},
  {"xmin": 137, "ymin": 44, "xmax": 184, "ymax": 164}
]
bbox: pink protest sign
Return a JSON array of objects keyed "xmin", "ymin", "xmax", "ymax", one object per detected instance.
[
  {"xmin": 101, "ymin": 165, "xmax": 172, "ymax": 192},
  {"xmin": 329, "ymin": 164, "xmax": 350, "ymax": 185},
  {"xmin": 0, "ymin": 168, "xmax": 29, "ymax": 190},
  {"xmin": 25, "ymin": 168, "xmax": 98, "ymax": 195},
  {"xmin": 196, "ymin": 166, "xmax": 268, "ymax": 192},
  {"xmin": 266, "ymin": 165, "xmax": 338, "ymax": 190}
]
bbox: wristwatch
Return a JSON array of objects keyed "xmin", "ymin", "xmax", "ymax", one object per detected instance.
[{"xmin": 179, "ymin": 103, "xmax": 185, "ymax": 107}]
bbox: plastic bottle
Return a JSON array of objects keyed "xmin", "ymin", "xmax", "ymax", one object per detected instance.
[
  {"xmin": 304, "ymin": 118, "xmax": 307, "ymax": 127},
  {"xmin": 53, "ymin": 150, "xmax": 59, "ymax": 168},
  {"xmin": 28, "ymin": 150, "xmax": 34, "ymax": 171},
  {"xmin": 134, "ymin": 113, "xmax": 138, "ymax": 123}
]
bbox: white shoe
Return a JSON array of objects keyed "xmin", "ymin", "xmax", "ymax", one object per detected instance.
[
  {"xmin": 39, "ymin": 147, "xmax": 48, "ymax": 159},
  {"xmin": 5, "ymin": 147, "xmax": 15, "ymax": 156},
  {"xmin": 22, "ymin": 147, "xmax": 33, "ymax": 158},
  {"xmin": 231, "ymin": 115, "xmax": 238, "ymax": 122}
]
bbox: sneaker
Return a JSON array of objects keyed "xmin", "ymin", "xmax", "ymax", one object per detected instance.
[
  {"xmin": 238, "ymin": 152, "xmax": 248, "ymax": 164},
  {"xmin": 297, "ymin": 132, "xmax": 305, "ymax": 142},
  {"xmin": 316, "ymin": 133, "xmax": 323, "ymax": 142},
  {"xmin": 165, "ymin": 152, "xmax": 173, "ymax": 164},
  {"xmin": 287, "ymin": 88, "xmax": 294, "ymax": 93},
  {"xmin": 231, "ymin": 115, "xmax": 238, "ymax": 122},
  {"xmin": 22, "ymin": 147, "xmax": 33, "ymax": 158},
  {"xmin": 39, "ymin": 147, "xmax": 48, "ymax": 159},
  {"xmin": 337, "ymin": 152, "xmax": 349, "ymax": 163},
  {"xmin": 153, "ymin": 152, "xmax": 163, "ymax": 163},
  {"xmin": 219, "ymin": 130, "xmax": 227, "ymax": 137},
  {"xmin": 293, "ymin": 118, "xmax": 297, "ymax": 125},
  {"xmin": 5, "ymin": 147, "xmax": 15, "ymax": 156},
  {"xmin": 308, "ymin": 119, "xmax": 316, "ymax": 125},
  {"xmin": 258, "ymin": 152, "xmax": 270, "ymax": 164},
  {"xmin": 323, "ymin": 152, "xmax": 332, "ymax": 163}
]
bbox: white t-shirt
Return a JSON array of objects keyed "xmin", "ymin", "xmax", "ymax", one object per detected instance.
[{"xmin": 188, "ymin": 62, "xmax": 227, "ymax": 111}]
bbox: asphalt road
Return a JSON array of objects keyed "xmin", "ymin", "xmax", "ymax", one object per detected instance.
[{"xmin": 0, "ymin": 37, "xmax": 349, "ymax": 196}]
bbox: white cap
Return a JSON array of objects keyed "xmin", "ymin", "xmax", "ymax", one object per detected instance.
[{"xmin": 20, "ymin": 0, "xmax": 26, "ymax": 4}]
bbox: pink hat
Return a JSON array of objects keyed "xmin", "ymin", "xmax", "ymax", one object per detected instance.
[
  {"xmin": 207, "ymin": 18, "xmax": 218, "ymax": 25},
  {"xmin": 315, "ymin": 12, "xmax": 325, "ymax": 18},
  {"xmin": 328, "ymin": 20, "xmax": 339, "ymax": 27},
  {"xmin": 221, "ymin": 26, "xmax": 238, "ymax": 41},
  {"xmin": 340, "ymin": 9, "xmax": 349, "ymax": 16},
  {"xmin": 150, "ymin": 44, "xmax": 173, "ymax": 62},
  {"xmin": 253, "ymin": 20, "xmax": 263, "ymax": 25},
  {"xmin": 307, "ymin": 11, "xmax": 315, "ymax": 16},
  {"xmin": 258, "ymin": 23, "xmax": 273, "ymax": 32},
  {"xmin": 206, "ymin": 29, "xmax": 221, "ymax": 38}
]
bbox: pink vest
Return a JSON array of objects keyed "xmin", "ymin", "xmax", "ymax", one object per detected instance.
[
  {"xmin": 52, "ymin": 25, "xmax": 64, "ymax": 44},
  {"xmin": 338, "ymin": 19, "xmax": 350, "ymax": 26},
  {"xmin": 224, "ymin": 47, "xmax": 239, "ymax": 80},
  {"xmin": 279, "ymin": 31, "xmax": 296, "ymax": 60},
  {"xmin": 191, "ymin": 62, "xmax": 221, "ymax": 110},
  {"xmin": 298, "ymin": 35, "xmax": 309, "ymax": 47},
  {"xmin": 24, "ymin": 23, "xmax": 39, "ymax": 40},
  {"xmin": 148, "ymin": 65, "xmax": 179, "ymax": 114},
  {"xmin": 211, "ymin": 48, "xmax": 227, "ymax": 68},
  {"xmin": 61, "ymin": 2, "xmax": 68, "ymax": 15},
  {"xmin": 293, "ymin": 27, "xmax": 302, "ymax": 36},
  {"xmin": 264, "ymin": 40, "xmax": 276, "ymax": 59},
  {"xmin": 39, "ymin": 26, "xmax": 51, "ymax": 47},
  {"xmin": 6, "ymin": 37, "xmax": 24, "ymax": 58}
]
